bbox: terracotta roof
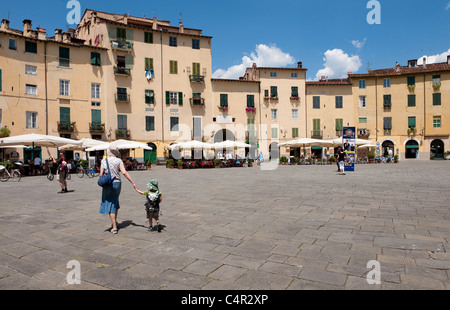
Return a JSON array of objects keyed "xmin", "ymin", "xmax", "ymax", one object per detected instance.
[
  {"xmin": 350, "ymin": 62, "xmax": 450, "ymax": 77},
  {"xmin": 211, "ymin": 78, "xmax": 260, "ymax": 84},
  {"xmin": 306, "ymin": 78, "xmax": 352, "ymax": 86}
]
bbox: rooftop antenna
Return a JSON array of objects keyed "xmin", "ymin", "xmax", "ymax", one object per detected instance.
[{"xmin": 179, "ymin": 12, "xmax": 183, "ymax": 24}]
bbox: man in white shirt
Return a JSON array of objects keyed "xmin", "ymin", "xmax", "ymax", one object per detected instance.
[{"xmin": 33, "ymin": 156, "xmax": 41, "ymax": 175}]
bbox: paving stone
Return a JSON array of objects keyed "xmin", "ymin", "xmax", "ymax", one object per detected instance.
[{"xmin": 298, "ymin": 268, "xmax": 347, "ymax": 286}]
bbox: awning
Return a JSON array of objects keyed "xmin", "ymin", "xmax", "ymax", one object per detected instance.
[
  {"xmin": 406, "ymin": 145, "xmax": 419, "ymax": 149},
  {"xmin": 311, "ymin": 146, "xmax": 323, "ymax": 150}
]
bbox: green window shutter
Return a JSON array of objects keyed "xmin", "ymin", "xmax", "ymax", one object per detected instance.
[
  {"xmin": 292, "ymin": 128, "xmax": 299, "ymax": 138},
  {"xmin": 247, "ymin": 95, "xmax": 254, "ymax": 107},
  {"xmin": 124, "ymin": 55, "xmax": 134, "ymax": 69},
  {"xmin": 145, "ymin": 116, "xmax": 155, "ymax": 131},
  {"xmin": 117, "ymin": 115, "xmax": 127, "ymax": 129},
  {"xmin": 166, "ymin": 91, "xmax": 170, "ymax": 105},
  {"xmin": 144, "ymin": 32, "xmax": 153, "ymax": 44},
  {"xmin": 145, "ymin": 90, "xmax": 154, "ymax": 104},
  {"xmin": 59, "ymin": 47, "xmax": 70, "ymax": 67},
  {"xmin": 335, "ymin": 96, "xmax": 343, "ymax": 108},
  {"xmin": 408, "ymin": 117, "xmax": 416, "ymax": 128},
  {"xmin": 335, "ymin": 119, "xmax": 343, "ymax": 131},
  {"xmin": 313, "ymin": 119, "xmax": 320, "ymax": 131},
  {"xmin": 407, "ymin": 76, "xmax": 415, "ymax": 85},
  {"xmin": 291, "ymin": 86, "xmax": 298, "ymax": 97},
  {"xmin": 91, "ymin": 52, "xmax": 101, "ymax": 66},
  {"xmin": 220, "ymin": 94, "xmax": 228, "ymax": 107},
  {"xmin": 264, "ymin": 90, "xmax": 269, "ymax": 97},
  {"xmin": 178, "ymin": 92, "xmax": 183, "ymax": 106},
  {"xmin": 117, "ymin": 28, "xmax": 126, "ymax": 41},
  {"xmin": 91, "ymin": 109, "xmax": 101, "ymax": 124},
  {"xmin": 170, "ymin": 60, "xmax": 178, "ymax": 74},
  {"xmin": 408, "ymin": 94, "xmax": 416, "ymax": 107},
  {"xmin": 433, "ymin": 93, "xmax": 441, "ymax": 106},
  {"xmin": 383, "ymin": 95, "xmax": 391, "ymax": 107},
  {"xmin": 270, "ymin": 86, "xmax": 277, "ymax": 97},
  {"xmin": 60, "ymin": 107, "xmax": 70, "ymax": 123},
  {"xmin": 145, "ymin": 58, "xmax": 153, "ymax": 71},
  {"xmin": 0, "ymin": 69, "xmax": 2, "ymax": 92},
  {"xmin": 192, "ymin": 63, "xmax": 200, "ymax": 76},
  {"xmin": 384, "ymin": 117, "xmax": 392, "ymax": 130}
]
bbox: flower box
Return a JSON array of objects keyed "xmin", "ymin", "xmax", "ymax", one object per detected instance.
[
  {"xmin": 290, "ymin": 96, "xmax": 299, "ymax": 100},
  {"xmin": 246, "ymin": 107, "xmax": 256, "ymax": 112}
]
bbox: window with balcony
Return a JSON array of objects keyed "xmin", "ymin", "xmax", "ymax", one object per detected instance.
[
  {"xmin": 59, "ymin": 107, "xmax": 73, "ymax": 131},
  {"xmin": 90, "ymin": 109, "xmax": 104, "ymax": 132},
  {"xmin": 220, "ymin": 94, "xmax": 228, "ymax": 108},
  {"xmin": 291, "ymin": 86, "xmax": 299, "ymax": 100},
  {"xmin": 116, "ymin": 88, "xmax": 129, "ymax": 102},
  {"xmin": 116, "ymin": 114, "xmax": 128, "ymax": 138},
  {"xmin": 191, "ymin": 93, "xmax": 203, "ymax": 106},
  {"xmin": 312, "ymin": 119, "xmax": 321, "ymax": 138},
  {"xmin": 270, "ymin": 86, "xmax": 278, "ymax": 99}
]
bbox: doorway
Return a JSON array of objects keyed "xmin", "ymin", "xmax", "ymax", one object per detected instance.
[
  {"xmin": 430, "ymin": 139, "xmax": 444, "ymax": 159},
  {"xmin": 405, "ymin": 140, "xmax": 419, "ymax": 159}
]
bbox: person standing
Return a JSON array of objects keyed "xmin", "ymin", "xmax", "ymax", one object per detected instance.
[
  {"xmin": 53, "ymin": 150, "xmax": 68, "ymax": 193},
  {"xmin": 337, "ymin": 147, "xmax": 347, "ymax": 175},
  {"xmin": 99, "ymin": 147, "xmax": 138, "ymax": 234}
]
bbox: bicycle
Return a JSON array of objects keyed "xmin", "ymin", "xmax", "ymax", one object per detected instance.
[
  {"xmin": 0, "ymin": 164, "xmax": 22, "ymax": 182},
  {"xmin": 86, "ymin": 165, "xmax": 100, "ymax": 178}
]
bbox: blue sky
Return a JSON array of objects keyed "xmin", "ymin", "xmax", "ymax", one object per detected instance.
[{"xmin": 2, "ymin": 0, "xmax": 450, "ymax": 80}]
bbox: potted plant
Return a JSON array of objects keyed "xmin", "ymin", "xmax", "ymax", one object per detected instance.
[
  {"xmin": 368, "ymin": 148, "xmax": 375, "ymax": 164},
  {"xmin": 166, "ymin": 158, "xmax": 174, "ymax": 168},
  {"xmin": 145, "ymin": 158, "xmax": 152, "ymax": 170},
  {"xmin": 177, "ymin": 159, "xmax": 183, "ymax": 169},
  {"xmin": 248, "ymin": 158, "xmax": 253, "ymax": 167},
  {"xmin": 213, "ymin": 158, "xmax": 222, "ymax": 168},
  {"xmin": 394, "ymin": 154, "xmax": 399, "ymax": 163},
  {"xmin": 0, "ymin": 126, "xmax": 11, "ymax": 138},
  {"xmin": 408, "ymin": 84, "xmax": 415, "ymax": 92},
  {"xmin": 407, "ymin": 126, "xmax": 416, "ymax": 136},
  {"xmin": 279, "ymin": 156, "xmax": 288, "ymax": 165},
  {"xmin": 433, "ymin": 83, "xmax": 441, "ymax": 91}
]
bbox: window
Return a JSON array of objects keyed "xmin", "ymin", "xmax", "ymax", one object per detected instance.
[
  {"xmin": 59, "ymin": 47, "xmax": 70, "ymax": 67},
  {"xmin": 144, "ymin": 32, "xmax": 153, "ymax": 44},
  {"xmin": 192, "ymin": 93, "xmax": 202, "ymax": 105},
  {"xmin": 271, "ymin": 127, "xmax": 278, "ymax": 139},
  {"xmin": 292, "ymin": 128, "xmax": 299, "ymax": 138},
  {"xmin": 9, "ymin": 39, "xmax": 16, "ymax": 50},
  {"xmin": 26, "ymin": 111, "xmax": 38, "ymax": 128},
  {"xmin": 90, "ymin": 52, "xmax": 101, "ymax": 66},
  {"xmin": 26, "ymin": 84, "xmax": 37, "ymax": 95},
  {"xmin": 145, "ymin": 58, "xmax": 154, "ymax": 71},
  {"xmin": 408, "ymin": 117, "xmax": 416, "ymax": 128},
  {"xmin": 169, "ymin": 60, "xmax": 178, "ymax": 74},
  {"xmin": 117, "ymin": 28, "xmax": 127, "ymax": 41},
  {"xmin": 91, "ymin": 102, "xmax": 101, "ymax": 107},
  {"xmin": 359, "ymin": 79, "xmax": 366, "ymax": 89},
  {"xmin": 407, "ymin": 76, "xmax": 415, "ymax": 85},
  {"xmin": 312, "ymin": 119, "xmax": 321, "ymax": 137},
  {"xmin": 25, "ymin": 41, "xmax": 37, "ymax": 53},
  {"xmin": 145, "ymin": 116, "xmax": 155, "ymax": 131},
  {"xmin": 432, "ymin": 75, "xmax": 441, "ymax": 85},
  {"xmin": 291, "ymin": 86, "xmax": 298, "ymax": 97},
  {"xmin": 25, "ymin": 65, "xmax": 37, "ymax": 75},
  {"xmin": 145, "ymin": 90, "xmax": 154, "ymax": 104},
  {"xmin": 383, "ymin": 95, "xmax": 391, "ymax": 108},
  {"xmin": 59, "ymin": 80, "xmax": 70, "ymax": 96},
  {"xmin": 291, "ymin": 72, "xmax": 297, "ymax": 78},
  {"xmin": 359, "ymin": 117, "xmax": 367, "ymax": 123},
  {"xmin": 220, "ymin": 94, "xmax": 228, "ymax": 107},
  {"xmin": 91, "ymin": 109, "xmax": 101, "ymax": 125},
  {"xmin": 270, "ymin": 72, "xmax": 277, "ymax": 77},
  {"xmin": 433, "ymin": 116, "xmax": 441, "ymax": 128},
  {"xmin": 359, "ymin": 96, "xmax": 366, "ymax": 108},
  {"xmin": 0, "ymin": 69, "xmax": 2, "ymax": 92},
  {"xmin": 246, "ymin": 95, "xmax": 255, "ymax": 108},
  {"xmin": 270, "ymin": 86, "xmax": 278, "ymax": 98},
  {"xmin": 313, "ymin": 96, "xmax": 320, "ymax": 109},
  {"xmin": 192, "ymin": 39, "xmax": 200, "ymax": 49},
  {"xmin": 60, "ymin": 107, "xmax": 70, "ymax": 125},
  {"xmin": 166, "ymin": 91, "xmax": 182, "ymax": 106},
  {"xmin": 116, "ymin": 87, "xmax": 128, "ymax": 102},
  {"xmin": 384, "ymin": 117, "xmax": 392, "ymax": 130},
  {"xmin": 292, "ymin": 109, "xmax": 298, "ymax": 120},
  {"xmin": 383, "ymin": 78, "xmax": 391, "ymax": 88},
  {"xmin": 170, "ymin": 116, "xmax": 179, "ymax": 131},
  {"xmin": 335, "ymin": 96, "xmax": 343, "ymax": 109},
  {"xmin": 192, "ymin": 62, "xmax": 201, "ymax": 76},
  {"xmin": 433, "ymin": 93, "xmax": 441, "ymax": 106},
  {"xmin": 264, "ymin": 89, "xmax": 269, "ymax": 98},
  {"xmin": 271, "ymin": 109, "xmax": 277, "ymax": 120},
  {"xmin": 0, "ymin": 109, "xmax": 2, "ymax": 127},
  {"xmin": 91, "ymin": 83, "xmax": 101, "ymax": 99},
  {"xmin": 117, "ymin": 114, "xmax": 127, "ymax": 130},
  {"xmin": 169, "ymin": 36, "xmax": 177, "ymax": 47},
  {"xmin": 335, "ymin": 119, "xmax": 343, "ymax": 131},
  {"xmin": 408, "ymin": 94, "xmax": 416, "ymax": 107}
]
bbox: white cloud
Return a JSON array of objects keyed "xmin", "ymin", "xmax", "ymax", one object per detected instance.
[
  {"xmin": 315, "ymin": 49, "xmax": 362, "ymax": 80},
  {"xmin": 352, "ymin": 38, "xmax": 367, "ymax": 50},
  {"xmin": 417, "ymin": 49, "xmax": 450, "ymax": 65},
  {"xmin": 212, "ymin": 44, "xmax": 295, "ymax": 79},
  {"xmin": 446, "ymin": 2, "xmax": 450, "ymax": 10}
]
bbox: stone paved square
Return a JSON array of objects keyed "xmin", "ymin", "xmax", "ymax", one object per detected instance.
[{"xmin": 0, "ymin": 160, "xmax": 449, "ymax": 290}]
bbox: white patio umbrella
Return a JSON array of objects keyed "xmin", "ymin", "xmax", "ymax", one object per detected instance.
[
  {"xmin": 358, "ymin": 144, "xmax": 377, "ymax": 148},
  {"xmin": 279, "ymin": 138, "xmax": 332, "ymax": 147},
  {"xmin": 322, "ymin": 138, "xmax": 373, "ymax": 146},
  {"xmin": 167, "ymin": 140, "xmax": 213, "ymax": 150},
  {"xmin": 59, "ymin": 138, "xmax": 109, "ymax": 151},
  {"xmin": 0, "ymin": 133, "xmax": 82, "ymax": 159},
  {"xmin": 211, "ymin": 140, "xmax": 251, "ymax": 149},
  {"xmin": 85, "ymin": 139, "xmax": 152, "ymax": 152}
]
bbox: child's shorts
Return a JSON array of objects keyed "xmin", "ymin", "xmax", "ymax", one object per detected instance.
[{"xmin": 147, "ymin": 210, "xmax": 159, "ymax": 220}]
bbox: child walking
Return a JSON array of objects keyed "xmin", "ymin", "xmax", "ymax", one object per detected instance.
[{"xmin": 136, "ymin": 179, "xmax": 163, "ymax": 232}]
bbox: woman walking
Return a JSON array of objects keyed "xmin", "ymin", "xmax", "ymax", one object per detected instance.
[{"xmin": 99, "ymin": 147, "xmax": 138, "ymax": 234}]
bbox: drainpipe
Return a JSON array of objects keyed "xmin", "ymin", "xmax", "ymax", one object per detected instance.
[
  {"xmin": 44, "ymin": 40, "xmax": 48, "ymax": 135},
  {"xmin": 160, "ymin": 31, "xmax": 164, "ymax": 143}
]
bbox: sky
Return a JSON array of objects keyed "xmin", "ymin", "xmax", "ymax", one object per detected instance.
[{"xmin": 2, "ymin": 0, "xmax": 450, "ymax": 80}]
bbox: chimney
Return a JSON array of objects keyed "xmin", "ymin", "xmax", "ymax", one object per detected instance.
[
  {"xmin": 23, "ymin": 19, "xmax": 32, "ymax": 37},
  {"xmin": 152, "ymin": 17, "xmax": 158, "ymax": 30},
  {"xmin": 37, "ymin": 27, "xmax": 46, "ymax": 40},
  {"xmin": 447, "ymin": 55, "xmax": 450, "ymax": 65},
  {"xmin": 179, "ymin": 22, "xmax": 184, "ymax": 34},
  {"xmin": 297, "ymin": 62, "xmax": 302, "ymax": 69},
  {"xmin": 408, "ymin": 59, "xmax": 417, "ymax": 68},
  {"xmin": 1, "ymin": 19, "xmax": 9, "ymax": 30},
  {"xmin": 321, "ymin": 76, "xmax": 326, "ymax": 81},
  {"xmin": 63, "ymin": 32, "xmax": 71, "ymax": 43},
  {"xmin": 55, "ymin": 29, "xmax": 62, "ymax": 42},
  {"xmin": 123, "ymin": 13, "xmax": 128, "ymax": 24},
  {"xmin": 348, "ymin": 72, "xmax": 353, "ymax": 75}
]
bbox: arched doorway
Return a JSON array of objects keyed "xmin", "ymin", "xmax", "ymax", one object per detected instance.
[
  {"xmin": 144, "ymin": 142, "xmax": 157, "ymax": 164},
  {"xmin": 269, "ymin": 142, "xmax": 279, "ymax": 161},
  {"xmin": 382, "ymin": 140, "xmax": 395, "ymax": 157},
  {"xmin": 405, "ymin": 140, "xmax": 419, "ymax": 159},
  {"xmin": 430, "ymin": 139, "xmax": 444, "ymax": 159},
  {"xmin": 214, "ymin": 129, "xmax": 235, "ymax": 143}
]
